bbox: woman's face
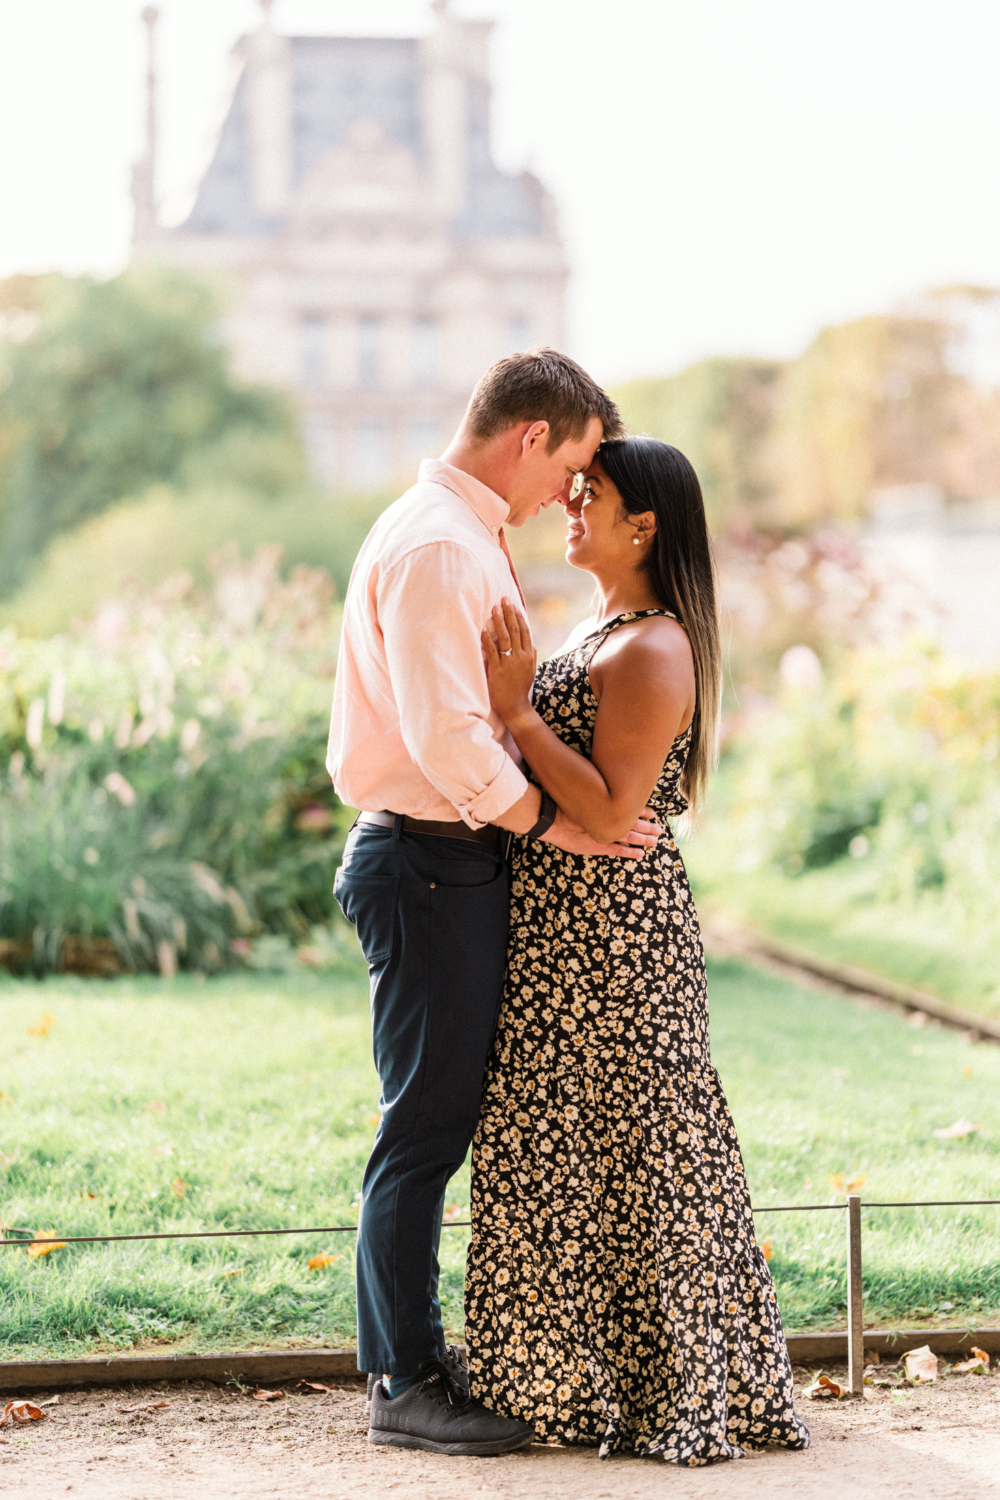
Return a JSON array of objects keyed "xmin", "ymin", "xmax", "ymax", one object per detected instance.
[{"xmin": 564, "ymin": 460, "xmax": 654, "ymax": 575}]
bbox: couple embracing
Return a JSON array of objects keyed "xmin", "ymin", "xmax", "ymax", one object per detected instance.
[{"xmin": 328, "ymin": 349, "xmax": 809, "ymax": 1467}]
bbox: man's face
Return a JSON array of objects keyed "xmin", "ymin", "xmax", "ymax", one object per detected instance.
[{"xmin": 504, "ymin": 414, "xmax": 605, "ymax": 527}]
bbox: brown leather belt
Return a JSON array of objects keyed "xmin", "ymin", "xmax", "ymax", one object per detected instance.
[{"xmin": 356, "ymin": 810, "xmax": 504, "ymax": 851}]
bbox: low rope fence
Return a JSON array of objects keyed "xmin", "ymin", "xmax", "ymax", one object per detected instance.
[{"xmin": 5, "ymin": 1197, "xmax": 999, "ymax": 1395}]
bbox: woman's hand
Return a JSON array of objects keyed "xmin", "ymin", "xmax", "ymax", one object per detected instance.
[{"xmin": 482, "ymin": 597, "xmax": 537, "ymax": 728}]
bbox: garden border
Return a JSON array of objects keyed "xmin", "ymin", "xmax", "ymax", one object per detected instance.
[
  {"xmin": 701, "ymin": 911, "xmax": 1000, "ymax": 1043},
  {"xmin": 1, "ymin": 1328, "xmax": 998, "ymax": 1394},
  {"xmin": 3, "ymin": 1197, "xmax": 998, "ymax": 1395}
]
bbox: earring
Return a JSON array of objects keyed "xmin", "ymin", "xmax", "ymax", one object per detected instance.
[{"xmin": 633, "ymin": 536, "xmax": 643, "ymax": 546}]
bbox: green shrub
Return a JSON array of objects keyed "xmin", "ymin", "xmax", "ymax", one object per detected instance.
[
  {"xmin": 0, "ymin": 549, "xmax": 345, "ymax": 972},
  {"xmin": 0, "ymin": 485, "xmax": 389, "ymax": 639},
  {"xmin": 719, "ymin": 641, "xmax": 1000, "ymax": 930}
]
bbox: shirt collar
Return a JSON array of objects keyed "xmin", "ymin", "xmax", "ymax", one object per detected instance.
[{"xmin": 418, "ymin": 458, "xmax": 509, "ymax": 537}]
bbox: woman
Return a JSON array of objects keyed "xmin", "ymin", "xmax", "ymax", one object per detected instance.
[{"xmin": 464, "ymin": 437, "xmax": 809, "ymax": 1466}]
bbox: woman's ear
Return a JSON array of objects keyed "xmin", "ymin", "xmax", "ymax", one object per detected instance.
[{"xmin": 631, "ymin": 511, "xmax": 657, "ymax": 546}]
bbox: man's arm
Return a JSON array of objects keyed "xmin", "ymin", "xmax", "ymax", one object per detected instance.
[
  {"xmin": 380, "ymin": 544, "xmax": 657, "ymax": 857},
  {"xmin": 379, "ymin": 542, "xmax": 529, "ymax": 827},
  {"xmin": 492, "ymin": 786, "xmax": 659, "ymax": 860}
]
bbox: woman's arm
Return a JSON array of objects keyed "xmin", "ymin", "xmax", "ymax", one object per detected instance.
[{"xmin": 483, "ymin": 599, "xmax": 694, "ymax": 845}]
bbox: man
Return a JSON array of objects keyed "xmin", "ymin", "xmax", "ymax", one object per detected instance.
[{"xmin": 329, "ymin": 348, "xmax": 653, "ymax": 1456}]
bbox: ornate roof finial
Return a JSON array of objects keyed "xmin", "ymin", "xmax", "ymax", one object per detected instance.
[{"xmin": 132, "ymin": 7, "xmax": 160, "ymax": 240}]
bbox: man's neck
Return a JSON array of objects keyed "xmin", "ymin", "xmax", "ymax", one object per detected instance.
[{"xmin": 439, "ymin": 434, "xmax": 514, "ymax": 504}]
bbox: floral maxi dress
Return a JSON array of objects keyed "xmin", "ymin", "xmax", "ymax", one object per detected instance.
[{"xmin": 464, "ymin": 611, "xmax": 810, "ymax": 1466}]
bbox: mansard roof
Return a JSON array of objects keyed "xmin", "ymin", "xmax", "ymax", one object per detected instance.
[{"xmin": 183, "ymin": 35, "xmax": 544, "ymax": 240}]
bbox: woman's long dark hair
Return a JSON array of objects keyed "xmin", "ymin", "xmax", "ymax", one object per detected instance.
[{"xmin": 596, "ymin": 436, "xmax": 721, "ymax": 810}]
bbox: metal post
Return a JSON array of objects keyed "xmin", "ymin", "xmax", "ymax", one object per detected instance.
[{"xmin": 846, "ymin": 1194, "xmax": 864, "ymax": 1395}]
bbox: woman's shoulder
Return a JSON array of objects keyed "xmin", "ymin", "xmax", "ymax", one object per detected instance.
[{"xmin": 598, "ymin": 612, "xmax": 692, "ymax": 670}]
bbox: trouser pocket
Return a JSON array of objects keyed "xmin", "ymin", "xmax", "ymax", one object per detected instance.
[{"xmin": 334, "ymin": 870, "xmax": 399, "ymax": 966}]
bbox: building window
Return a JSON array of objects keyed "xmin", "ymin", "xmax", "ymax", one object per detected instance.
[
  {"xmin": 358, "ymin": 316, "xmax": 380, "ymax": 388},
  {"xmin": 301, "ymin": 412, "xmax": 338, "ymax": 484},
  {"xmin": 412, "ymin": 317, "xmax": 437, "ymax": 384},
  {"xmin": 301, "ymin": 316, "xmax": 325, "ymax": 386},
  {"xmin": 353, "ymin": 420, "xmax": 389, "ymax": 490},
  {"xmin": 508, "ymin": 317, "xmax": 530, "ymax": 354}
]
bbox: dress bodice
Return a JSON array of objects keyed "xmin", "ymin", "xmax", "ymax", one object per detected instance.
[{"xmin": 528, "ymin": 608, "xmax": 691, "ymax": 820}]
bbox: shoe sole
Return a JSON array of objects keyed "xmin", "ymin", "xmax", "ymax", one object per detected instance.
[{"xmin": 369, "ymin": 1428, "xmax": 533, "ymax": 1457}]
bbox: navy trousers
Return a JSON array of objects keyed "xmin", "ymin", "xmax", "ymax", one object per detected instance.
[{"xmin": 334, "ymin": 818, "xmax": 509, "ymax": 1376}]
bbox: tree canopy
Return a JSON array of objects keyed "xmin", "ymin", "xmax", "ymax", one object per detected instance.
[{"xmin": 0, "ymin": 269, "xmax": 300, "ymax": 596}]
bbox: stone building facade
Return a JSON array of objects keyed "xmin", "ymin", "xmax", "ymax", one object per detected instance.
[{"xmin": 131, "ymin": 1, "xmax": 568, "ymax": 490}]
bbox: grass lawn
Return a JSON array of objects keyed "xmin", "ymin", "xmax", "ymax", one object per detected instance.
[
  {"xmin": 685, "ymin": 829, "xmax": 1000, "ymax": 1025},
  {"xmin": 0, "ymin": 953, "xmax": 998, "ymax": 1360}
]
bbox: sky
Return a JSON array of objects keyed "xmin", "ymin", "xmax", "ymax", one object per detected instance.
[{"xmin": 1, "ymin": 0, "xmax": 999, "ymax": 384}]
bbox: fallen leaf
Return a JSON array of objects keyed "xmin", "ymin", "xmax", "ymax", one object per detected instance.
[
  {"xmin": 117, "ymin": 1400, "xmax": 174, "ymax": 1413},
  {"xmin": 27, "ymin": 1011, "xmax": 56, "ymax": 1039},
  {"xmin": 932, "ymin": 1119, "xmax": 982, "ymax": 1140},
  {"xmin": 828, "ymin": 1172, "xmax": 866, "ymax": 1195},
  {"xmin": 759, "ymin": 1237, "xmax": 773, "ymax": 1262},
  {"xmin": 26, "ymin": 1231, "xmax": 67, "ymax": 1258},
  {"xmin": 252, "ymin": 1389, "xmax": 283, "ymax": 1402},
  {"xmin": 38, "ymin": 1395, "xmax": 60, "ymax": 1408},
  {"xmin": 442, "ymin": 1203, "xmax": 465, "ymax": 1223},
  {"xmin": 307, "ymin": 1252, "xmax": 342, "ymax": 1270},
  {"xmin": 171, "ymin": 1177, "xmax": 186, "ymax": 1198},
  {"xmin": 952, "ymin": 1346, "xmax": 991, "ymax": 1376},
  {"xmin": 297, "ymin": 1381, "xmax": 334, "ymax": 1393},
  {"xmin": 903, "ymin": 1345, "xmax": 939, "ymax": 1383},
  {"xmin": 0, "ymin": 1400, "xmax": 46, "ymax": 1426},
  {"xmin": 804, "ymin": 1374, "xmax": 845, "ymax": 1400},
  {"xmin": 220, "ymin": 1267, "xmax": 243, "ymax": 1278}
]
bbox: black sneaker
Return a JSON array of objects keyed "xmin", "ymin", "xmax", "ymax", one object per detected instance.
[
  {"xmin": 368, "ymin": 1358, "xmax": 533, "ymax": 1457},
  {"xmin": 365, "ymin": 1343, "xmax": 469, "ymax": 1416}
]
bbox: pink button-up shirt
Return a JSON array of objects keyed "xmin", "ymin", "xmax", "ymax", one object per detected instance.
[{"xmin": 326, "ymin": 459, "xmax": 530, "ymax": 828}]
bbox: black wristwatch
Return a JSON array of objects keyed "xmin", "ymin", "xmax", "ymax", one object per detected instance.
[{"xmin": 526, "ymin": 789, "xmax": 557, "ymax": 841}]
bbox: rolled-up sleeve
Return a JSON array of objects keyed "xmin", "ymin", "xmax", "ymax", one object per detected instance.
[{"xmin": 378, "ymin": 542, "xmax": 529, "ymax": 827}]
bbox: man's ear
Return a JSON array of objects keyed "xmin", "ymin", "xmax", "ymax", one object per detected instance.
[{"xmin": 521, "ymin": 420, "xmax": 550, "ymax": 456}]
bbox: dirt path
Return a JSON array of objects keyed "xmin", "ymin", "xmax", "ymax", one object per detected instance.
[{"xmin": 3, "ymin": 1366, "xmax": 998, "ymax": 1500}]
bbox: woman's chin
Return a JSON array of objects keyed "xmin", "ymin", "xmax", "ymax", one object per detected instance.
[{"xmin": 565, "ymin": 539, "xmax": 595, "ymax": 572}]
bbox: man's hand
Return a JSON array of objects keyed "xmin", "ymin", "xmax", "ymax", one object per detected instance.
[{"xmin": 541, "ymin": 806, "xmax": 663, "ymax": 860}]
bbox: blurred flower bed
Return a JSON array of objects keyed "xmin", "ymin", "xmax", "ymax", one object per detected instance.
[
  {"xmin": 0, "ymin": 547, "xmax": 348, "ymax": 976},
  {"xmin": 726, "ymin": 643, "xmax": 1000, "ymax": 892},
  {"xmin": 696, "ymin": 638, "xmax": 1000, "ymax": 1012}
]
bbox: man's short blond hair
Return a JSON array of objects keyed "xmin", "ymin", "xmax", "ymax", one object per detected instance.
[{"xmin": 462, "ymin": 347, "xmax": 625, "ymax": 452}]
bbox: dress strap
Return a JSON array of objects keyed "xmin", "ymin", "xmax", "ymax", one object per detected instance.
[
  {"xmin": 581, "ymin": 606, "xmax": 677, "ymax": 660},
  {"xmin": 581, "ymin": 608, "xmax": 678, "ymax": 665}
]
